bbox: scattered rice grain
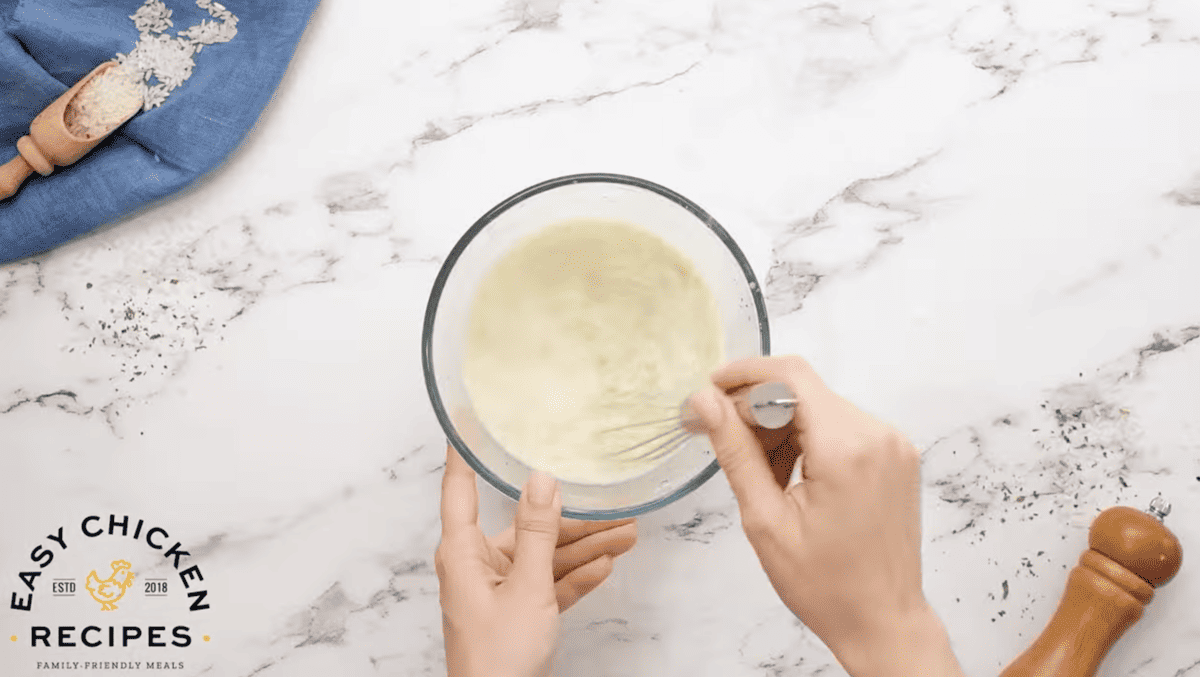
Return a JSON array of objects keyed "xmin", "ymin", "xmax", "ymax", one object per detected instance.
[
  {"xmin": 114, "ymin": 0, "xmax": 239, "ymax": 111},
  {"xmin": 52, "ymin": 1, "xmax": 238, "ymax": 139}
]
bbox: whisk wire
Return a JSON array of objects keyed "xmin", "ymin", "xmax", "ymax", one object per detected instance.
[
  {"xmin": 606, "ymin": 423, "xmax": 684, "ymax": 454},
  {"xmin": 629, "ymin": 429, "xmax": 693, "ymax": 461},
  {"xmin": 603, "ymin": 381, "xmax": 798, "ymax": 464},
  {"xmin": 599, "ymin": 415, "xmax": 684, "ymax": 433}
]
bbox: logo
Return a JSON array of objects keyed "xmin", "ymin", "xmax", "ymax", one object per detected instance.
[
  {"xmin": 85, "ymin": 560, "xmax": 136, "ymax": 612},
  {"xmin": 5, "ymin": 514, "xmax": 216, "ymax": 672}
]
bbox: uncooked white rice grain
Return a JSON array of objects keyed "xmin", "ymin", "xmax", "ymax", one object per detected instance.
[
  {"xmin": 114, "ymin": 0, "xmax": 239, "ymax": 111},
  {"xmin": 64, "ymin": 61, "xmax": 144, "ymax": 138}
]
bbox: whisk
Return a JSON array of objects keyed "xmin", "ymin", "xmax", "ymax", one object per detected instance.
[{"xmin": 602, "ymin": 382, "xmax": 798, "ymax": 462}]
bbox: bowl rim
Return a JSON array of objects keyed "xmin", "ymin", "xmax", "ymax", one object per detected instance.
[{"xmin": 421, "ymin": 172, "xmax": 771, "ymax": 519}]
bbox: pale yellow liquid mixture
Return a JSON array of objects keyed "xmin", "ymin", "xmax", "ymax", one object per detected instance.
[{"xmin": 463, "ymin": 219, "xmax": 725, "ymax": 485}]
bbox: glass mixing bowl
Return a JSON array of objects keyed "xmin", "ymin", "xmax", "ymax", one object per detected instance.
[{"xmin": 422, "ymin": 173, "xmax": 769, "ymax": 519}]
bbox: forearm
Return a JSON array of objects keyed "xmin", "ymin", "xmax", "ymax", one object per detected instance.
[
  {"xmin": 888, "ymin": 610, "xmax": 965, "ymax": 677},
  {"xmin": 836, "ymin": 603, "xmax": 966, "ymax": 677}
]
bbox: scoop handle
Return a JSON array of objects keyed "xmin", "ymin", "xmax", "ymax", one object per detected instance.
[{"xmin": 0, "ymin": 154, "xmax": 35, "ymax": 201}]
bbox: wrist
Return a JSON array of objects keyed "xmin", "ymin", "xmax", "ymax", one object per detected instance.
[{"xmin": 835, "ymin": 602, "xmax": 965, "ymax": 677}]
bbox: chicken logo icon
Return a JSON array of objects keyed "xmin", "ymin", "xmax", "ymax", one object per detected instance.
[{"xmin": 85, "ymin": 559, "xmax": 136, "ymax": 611}]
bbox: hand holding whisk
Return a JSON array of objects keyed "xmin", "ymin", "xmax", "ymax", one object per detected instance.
[{"xmin": 603, "ymin": 382, "xmax": 798, "ymax": 463}]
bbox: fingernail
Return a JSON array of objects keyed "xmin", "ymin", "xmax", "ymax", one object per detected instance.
[
  {"xmin": 687, "ymin": 387, "xmax": 725, "ymax": 430},
  {"xmin": 527, "ymin": 471, "xmax": 557, "ymax": 508}
]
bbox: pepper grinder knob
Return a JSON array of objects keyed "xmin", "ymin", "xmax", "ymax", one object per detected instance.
[
  {"xmin": 1148, "ymin": 495, "xmax": 1171, "ymax": 520},
  {"xmin": 999, "ymin": 498, "xmax": 1183, "ymax": 677},
  {"xmin": 1089, "ymin": 500, "xmax": 1182, "ymax": 587}
]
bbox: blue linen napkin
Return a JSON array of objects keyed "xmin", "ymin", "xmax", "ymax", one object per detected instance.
[{"xmin": 0, "ymin": 0, "xmax": 321, "ymax": 264}]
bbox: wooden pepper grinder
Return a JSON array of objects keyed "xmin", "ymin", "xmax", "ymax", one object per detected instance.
[
  {"xmin": 1000, "ymin": 497, "xmax": 1183, "ymax": 677},
  {"xmin": 0, "ymin": 60, "xmax": 139, "ymax": 201}
]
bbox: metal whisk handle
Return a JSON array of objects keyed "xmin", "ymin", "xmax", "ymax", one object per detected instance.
[{"xmin": 736, "ymin": 381, "xmax": 797, "ymax": 430}]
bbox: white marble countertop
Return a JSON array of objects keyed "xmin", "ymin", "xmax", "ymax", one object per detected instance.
[{"xmin": 3, "ymin": 1, "xmax": 1199, "ymax": 675}]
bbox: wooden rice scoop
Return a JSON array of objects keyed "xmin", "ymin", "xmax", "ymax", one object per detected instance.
[{"xmin": 0, "ymin": 60, "xmax": 141, "ymax": 201}]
